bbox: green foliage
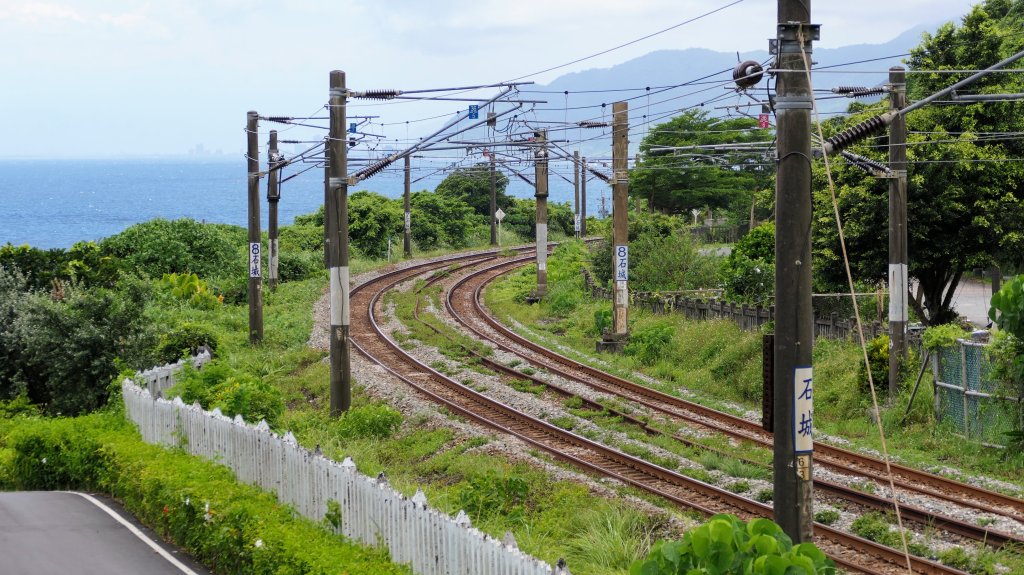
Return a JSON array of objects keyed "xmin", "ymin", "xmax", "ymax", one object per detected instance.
[
  {"xmin": 457, "ymin": 470, "xmax": 531, "ymax": 522},
  {"xmin": 0, "ymin": 241, "xmax": 120, "ymax": 290},
  {"xmin": 592, "ymin": 211, "xmax": 720, "ymax": 291},
  {"xmin": 990, "ymin": 275, "xmax": 1024, "ymax": 339},
  {"xmin": 100, "ymin": 218, "xmax": 242, "ymax": 279},
  {"xmin": 815, "ymin": 3, "xmax": 1024, "ymax": 325},
  {"xmin": 276, "ymin": 249, "xmax": 323, "ymax": 283},
  {"xmin": 860, "ymin": 335, "xmax": 891, "ymax": 394},
  {"xmin": 159, "ymin": 272, "xmax": 221, "ymax": 308},
  {"xmin": 335, "ymin": 404, "xmax": 403, "ymax": 441},
  {"xmin": 813, "ymin": 509, "xmax": 840, "ymax": 525},
  {"xmin": 348, "ymin": 190, "xmax": 403, "ymax": 258},
  {"xmin": 630, "ymin": 110, "xmax": 774, "ymax": 215},
  {"xmin": 594, "ymin": 307, "xmax": 613, "ymax": 337},
  {"xmin": 629, "ymin": 514, "xmax": 835, "ymax": 575},
  {"xmin": 722, "ymin": 222, "xmax": 775, "ymax": 303},
  {"xmin": 921, "ymin": 323, "xmax": 970, "ymax": 351},
  {"xmin": 3, "ymin": 413, "xmax": 408, "ymax": 575},
  {"xmin": 212, "ymin": 377, "xmax": 285, "ymax": 426},
  {"xmin": 410, "ymin": 191, "xmax": 476, "ymax": 250},
  {"xmin": 168, "ymin": 360, "xmax": 283, "ymax": 426},
  {"xmin": 5, "ymin": 277, "xmax": 155, "ymax": 415},
  {"xmin": 156, "ymin": 322, "xmax": 219, "ymax": 364},
  {"xmin": 435, "ymin": 163, "xmax": 513, "ymax": 217},
  {"xmin": 624, "ymin": 322, "xmax": 676, "ymax": 366}
]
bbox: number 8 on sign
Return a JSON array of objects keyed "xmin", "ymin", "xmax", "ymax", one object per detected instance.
[{"xmin": 615, "ymin": 245, "xmax": 628, "ymax": 282}]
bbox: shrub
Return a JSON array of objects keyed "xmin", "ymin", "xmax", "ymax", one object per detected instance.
[
  {"xmin": 860, "ymin": 334, "xmax": 890, "ymax": 394},
  {"xmin": 921, "ymin": 323, "xmax": 969, "ymax": 351},
  {"xmin": 276, "ymin": 250, "xmax": 323, "ymax": 283},
  {"xmin": 212, "ymin": 377, "xmax": 284, "ymax": 426},
  {"xmin": 722, "ymin": 222, "xmax": 776, "ymax": 303},
  {"xmin": 629, "ymin": 513, "xmax": 835, "ymax": 575},
  {"xmin": 156, "ymin": 323, "xmax": 219, "ymax": 365},
  {"xmin": 3, "ymin": 414, "xmax": 408, "ymax": 575},
  {"xmin": 624, "ymin": 321, "xmax": 676, "ymax": 366},
  {"xmin": 13, "ymin": 278, "xmax": 155, "ymax": 415},
  {"xmin": 168, "ymin": 360, "xmax": 283, "ymax": 426},
  {"xmin": 336, "ymin": 404, "xmax": 403, "ymax": 440},
  {"xmin": 100, "ymin": 218, "xmax": 242, "ymax": 279}
]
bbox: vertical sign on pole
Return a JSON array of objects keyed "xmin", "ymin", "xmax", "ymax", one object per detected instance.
[
  {"xmin": 793, "ymin": 366, "xmax": 813, "ymax": 481},
  {"xmin": 468, "ymin": 105, "xmax": 479, "ymax": 119}
]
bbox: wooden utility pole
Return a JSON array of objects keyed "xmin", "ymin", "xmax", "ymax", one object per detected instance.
[
  {"xmin": 327, "ymin": 70, "xmax": 351, "ymax": 416},
  {"xmin": 773, "ymin": 0, "xmax": 815, "ymax": 543},
  {"xmin": 533, "ymin": 130, "xmax": 549, "ymax": 298},
  {"xmin": 888, "ymin": 66, "xmax": 908, "ymax": 395},
  {"xmin": 580, "ymin": 157, "xmax": 588, "ymax": 236},
  {"xmin": 490, "ymin": 153, "xmax": 498, "ymax": 246},
  {"xmin": 246, "ymin": 111, "xmax": 264, "ymax": 344},
  {"xmin": 323, "ymin": 145, "xmax": 331, "ymax": 267},
  {"xmin": 573, "ymin": 151, "xmax": 581, "ymax": 239},
  {"xmin": 267, "ymin": 130, "xmax": 282, "ymax": 292},
  {"xmin": 611, "ymin": 102, "xmax": 629, "ymax": 339},
  {"xmin": 404, "ymin": 155, "xmax": 412, "ymax": 258}
]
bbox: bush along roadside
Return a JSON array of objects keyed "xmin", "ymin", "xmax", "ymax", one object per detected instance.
[{"xmin": 2, "ymin": 412, "xmax": 409, "ymax": 575}]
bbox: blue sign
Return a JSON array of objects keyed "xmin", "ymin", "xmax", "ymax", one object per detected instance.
[
  {"xmin": 468, "ymin": 105, "xmax": 479, "ymax": 119},
  {"xmin": 348, "ymin": 122, "xmax": 357, "ymax": 134}
]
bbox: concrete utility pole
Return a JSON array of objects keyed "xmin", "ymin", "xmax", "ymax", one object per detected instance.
[
  {"xmin": 533, "ymin": 130, "xmax": 549, "ymax": 298},
  {"xmin": 773, "ymin": 0, "xmax": 816, "ymax": 543},
  {"xmin": 327, "ymin": 70, "xmax": 351, "ymax": 416},
  {"xmin": 580, "ymin": 156, "xmax": 588, "ymax": 236},
  {"xmin": 267, "ymin": 130, "xmax": 282, "ymax": 292},
  {"xmin": 404, "ymin": 155, "xmax": 413, "ymax": 258},
  {"xmin": 888, "ymin": 66, "xmax": 908, "ymax": 395},
  {"xmin": 490, "ymin": 153, "xmax": 498, "ymax": 246},
  {"xmin": 246, "ymin": 111, "xmax": 264, "ymax": 344},
  {"xmin": 611, "ymin": 102, "xmax": 630, "ymax": 340},
  {"xmin": 573, "ymin": 151, "xmax": 581, "ymax": 239}
]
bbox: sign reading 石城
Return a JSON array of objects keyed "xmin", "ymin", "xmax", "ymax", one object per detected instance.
[
  {"xmin": 249, "ymin": 242, "xmax": 261, "ymax": 278},
  {"xmin": 615, "ymin": 245, "xmax": 628, "ymax": 281},
  {"xmin": 793, "ymin": 366, "xmax": 813, "ymax": 453}
]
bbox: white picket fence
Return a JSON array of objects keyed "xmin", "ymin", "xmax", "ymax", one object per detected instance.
[
  {"xmin": 121, "ymin": 368, "xmax": 559, "ymax": 575},
  {"xmin": 133, "ymin": 351, "xmax": 212, "ymax": 398}
]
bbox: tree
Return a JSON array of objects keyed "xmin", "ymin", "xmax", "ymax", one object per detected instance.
[
  {"xmin": 812, "ymin": 1, "xmax": 1024, "ymax": 325},
  {"xmin": 347, "ymin": 191, "xmax": 403, "ymax": 258},
  {"xmin": 630, "ymin": 110, "xmax": 774, "ymax": 216},
  {"xmin": 409, "ymin": 191, "xmax": 475, "ymax": 250},
  {"xmin": 435, "ymin": 163, "xmax": 513, "ymax": 217}
]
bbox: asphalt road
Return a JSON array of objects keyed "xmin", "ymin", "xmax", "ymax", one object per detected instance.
[{"xmin": 0, "ymin": 491, "xmax": 212, "ymax": 575}]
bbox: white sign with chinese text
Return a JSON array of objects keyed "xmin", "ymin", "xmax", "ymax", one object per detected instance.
[
  {"xmin": 249, "ymin": 242, "xmax": 261, "ymax": 278},
  {"xmin": 793, "ymin": 366, "xmax": 813, "ymax": 453},
  {"xmin": 615, "ymin": 245, "xmax": 628, "ymax": 282}
]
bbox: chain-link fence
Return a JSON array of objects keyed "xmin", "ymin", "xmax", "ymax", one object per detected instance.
[{"xmin": 935, "ymin": 339, "xmax": 1019, "ymax": 445}]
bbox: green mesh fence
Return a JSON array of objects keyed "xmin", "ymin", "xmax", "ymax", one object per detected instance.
[{"xmin": 936, "ymin": 341, "xmax": 1018, "ymax": 445}]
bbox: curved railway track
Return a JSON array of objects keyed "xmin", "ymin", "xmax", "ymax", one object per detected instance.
[
  {"xmin": 438, "ymin": 257, "xmax": 1024, "ymax": 552},
  {"xmin": 347, "ymin": 250, "xmax": 974, "ymax": 575}
]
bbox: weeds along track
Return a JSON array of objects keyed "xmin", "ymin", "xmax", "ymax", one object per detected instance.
[
  {"xmin": 350, "ymin": 253, "xmax": 970, "ymax": 575},
  {"xmin": 444, "ymin": 258, "xmax": 1024, "ymax": 545}
]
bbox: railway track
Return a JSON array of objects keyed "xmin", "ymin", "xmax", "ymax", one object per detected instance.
[
  {"xmin": 439, "ymin": 256, "xmax": 1024, "ymax": 553},
  {"xmin": 347, "ymin": 250, "xmax": 975, "ymax": 575}
]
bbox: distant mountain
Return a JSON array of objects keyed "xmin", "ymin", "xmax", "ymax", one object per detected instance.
[{"xmin": 520, "ymin": 26, "xmax": 932, "ymax": 161}]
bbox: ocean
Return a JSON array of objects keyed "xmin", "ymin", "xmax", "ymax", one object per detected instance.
[{"xmin": 0, "ymin": 158, "xmax": 594, "ymax": 250}]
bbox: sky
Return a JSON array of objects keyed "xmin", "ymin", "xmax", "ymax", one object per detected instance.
[{"xmin": 1, "ymin": 0, "xmax": 978, "ymax": 158}]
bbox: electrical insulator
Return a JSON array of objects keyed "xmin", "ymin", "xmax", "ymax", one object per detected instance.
[
  {"xmin": 733, "ymin": 60, "xmax": 764, "ymax": 89},
  {"xmin": 831, "ymin": 86, "xmax": 886, "ymax": 98},
  {"xmin": 348, "ymin": 138, "xmax": 356, "ymax": 148},
  {"xmin": 266, "ymin": 116, "xmax": 292, "ymax": 123},
  {"xmin": 357, "ymin": 90, "xmax": 400, "ymax": 100},
  {"xmin": 487, "ymin": 112, "xmax": 496, "ymax": 127},
  {"xmin": 578, "ymin": 121, "xmax": 608, "ymax": 129},
  {"xmin": 825, "ymin": 115, "xmax": 888, "ymax": 153},
  {"xmin": 840, "ymin": 151, "xmax": 889, "ymax": 175}
]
